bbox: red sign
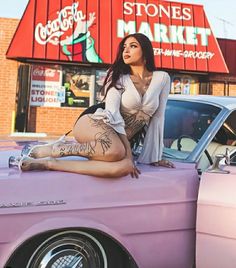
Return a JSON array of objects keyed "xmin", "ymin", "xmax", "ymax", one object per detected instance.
[
  {"xmin": 32, "ymin": 66, "xmax": 61, "ymax": 82},
  {"xmin": 6, "ymin": 0, "xmax": 228, "ymax": 73}
]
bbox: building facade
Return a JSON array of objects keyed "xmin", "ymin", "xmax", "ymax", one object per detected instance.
[{"xmin": 1, "ymin": 0, "xmax": 236, "ymax": 136}]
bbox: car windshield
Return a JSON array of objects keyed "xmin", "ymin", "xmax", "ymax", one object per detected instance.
[{"xmin": 163, "ymin": 100, "xmax": 221, "ymax": 160}]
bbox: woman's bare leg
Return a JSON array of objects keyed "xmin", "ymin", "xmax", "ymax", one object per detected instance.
[
  {"xmin": 29, "ymin": 115, "xmax": 126, "ymax": 162},
  {"xmin": 20, "ymin": 157, "xmax": 133, "ymax": 178}
]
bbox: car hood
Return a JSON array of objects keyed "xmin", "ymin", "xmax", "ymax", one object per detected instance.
[{"xmin": 0, "ymin": 141, "xmax": 199, "ymax": 215}]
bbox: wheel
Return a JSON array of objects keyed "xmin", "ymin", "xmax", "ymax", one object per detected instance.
[{"xmin": 26, "ymin": 230, "xmax": 108, "ymax": 268}]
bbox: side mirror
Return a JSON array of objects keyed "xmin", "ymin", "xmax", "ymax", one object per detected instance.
[{"xmin": 207, "ymin": 148, "xmax": 230, "ymax": 174}]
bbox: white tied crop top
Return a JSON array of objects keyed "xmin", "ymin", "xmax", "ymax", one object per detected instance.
[{"xmin": 90, "ymin": 71, "xmax": 171, "ymax": 164}]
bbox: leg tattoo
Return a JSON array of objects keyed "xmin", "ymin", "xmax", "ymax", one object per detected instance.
[
  {"xmin": 30, "ymin": 118, "xmax": 117, "ymax": 159},
  {"xmin": 95, "ymin": 131, "xmax": 113, "ymax": 155},
  {"xmin": 54, "ymin": 129, "xmax": 115, "ymax": 158},
  {"xmin": 56, "ymin": 141, "xmax": 96, "ymax": 157}
]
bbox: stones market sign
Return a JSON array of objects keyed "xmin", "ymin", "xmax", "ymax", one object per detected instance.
[{"xmin": 6, "ymin": 0, "xmax": 228, "ymax": 73}]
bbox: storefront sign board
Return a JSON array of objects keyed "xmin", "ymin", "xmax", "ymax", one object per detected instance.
[{"xmin": 7, "ymin": 0, "xmax": 228, "ymax": 73}]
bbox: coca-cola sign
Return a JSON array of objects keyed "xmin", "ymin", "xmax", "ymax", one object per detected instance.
[
  {"xmin": 34, "ymin": 2, "xmax": 100, "ymax": 63},
  {"xmin": 35, "ymin": 3, "xmax": 90, "ymax": 46},
  {"xmin": 6, "ymin": 0, "xmax": 228, "ymax": 73},
  {"xmin": 32, "ymin": 66, "xmax": 61, "ymax": 82}
]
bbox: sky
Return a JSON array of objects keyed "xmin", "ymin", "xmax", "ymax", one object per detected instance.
[{"xmin": 0, "ymin": 0, "xmax": 235, "ymax": 39}]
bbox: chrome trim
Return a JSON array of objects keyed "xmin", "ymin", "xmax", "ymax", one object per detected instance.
[
  {"xmin": 0, "ymin": 200, "xmax": 66, "ymax": 209},
  {"xmin": 188, "ymin": 108, "xmax": 231, "ymax": 163},
  {"xmin": 26, "ymin": 230, "xmax": 108, "ymax": 268}
]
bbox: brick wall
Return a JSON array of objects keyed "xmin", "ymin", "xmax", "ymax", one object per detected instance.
[
  {"xmin": 229, "ymin": 84, "xmax": 236, "ymax": 96},
  {"xmin": 211, "ymin": 83, "xmax": 225, "ymax": 96},
  {"xmin": 28, "ymin": 106, "xmax": 84, "ymax": 136},
  {"xmin": 211, "ymin": 82, "xmax": 236, "ymax": 96},
  {"xmin": 0, "ymin": 17, "xmax": 85, "ymax": 136},
  {"xmin": 0, "ymin": 18, "xmax": 20, "ymax": 134}
]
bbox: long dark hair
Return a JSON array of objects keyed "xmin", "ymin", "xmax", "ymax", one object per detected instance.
[
  {"xmin": 101, "ymin": 33, "xmax": 156, "ymax": 97},
  {"xmin": 100, "ymin": 33, "xmax": 156, "ymax": 150}
]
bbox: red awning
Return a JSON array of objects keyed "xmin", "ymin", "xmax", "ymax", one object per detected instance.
[{"xmin": 7, "ymin": 0, "xmax": 228, "ymax": 73}]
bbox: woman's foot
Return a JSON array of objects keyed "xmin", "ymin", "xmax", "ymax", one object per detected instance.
[
  {"xmin": 28, "ymin": 136, "xmax": 66, "ymax": 158},
  {"xmin": 20, "ymin": 156, "xmax": 49, "ymax": 171},
  {"xmin": 28, "ymin": 144, "xmax": 54, "ymax": 158}
]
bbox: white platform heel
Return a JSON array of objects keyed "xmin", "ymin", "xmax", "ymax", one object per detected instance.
[{"xmin": 23, "ymin": 134, "xmax": 67, "ymax": 159}]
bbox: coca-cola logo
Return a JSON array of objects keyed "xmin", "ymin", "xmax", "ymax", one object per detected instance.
[
  {"xmin": 33, "ymin": 68, "xmax": 56, "ymax": 78},
  {"xmin": 32, "ymin": 66, "xmax": 61, "ymax": 82},
  {"xmin": 34, "ymin": 3, "xmax": 89, "ymax": 45}
]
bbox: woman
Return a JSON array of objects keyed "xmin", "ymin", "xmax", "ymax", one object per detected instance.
[{"xmin": 20, "ymin": 33, "xmax": 174, "ymax": 178}]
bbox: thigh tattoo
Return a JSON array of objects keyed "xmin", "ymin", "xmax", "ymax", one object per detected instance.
[
  {"xmin": 58, "ymin": 119, "xmax": 116, "ymax": 157},
  {"xmin": 58, "ymin": 141, "xmax": 96, "ymax": 157},
  {"xmin": 95, "ymin": 130, "xmax": 114, "ymax": 154},
  {"xmin": 90, "ymin": 118, "xmax": 115, "ymax": 131},
  {"xmin": 90, "ymin": 118, "xmax": 116, "ymax": 154}
]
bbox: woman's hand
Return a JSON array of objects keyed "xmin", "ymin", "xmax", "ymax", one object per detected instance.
[
  {"xmin": 130, "ymin": 162, "xmax": 141, "ymax": 179},
  {"xmin": 151, "ymin": 159, "xmax": 175, "ymax": 168},
  {"xmin": 118, "ymin": 133, "xmax": 141, "ymax": 178}
]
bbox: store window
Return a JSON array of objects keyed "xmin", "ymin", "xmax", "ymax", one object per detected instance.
[
  {"xmin": 95, "ymin": 69, "xmax": 107, "ymax": 102},
  {"xmin": 170, "ymin": 74, "xmax": 199, "ymax": 95},
  {"xmin": 29, "ymin": 65, "xmax": 108, "ymax": 109},
  {"xmin": 29, "ymin": 65, "xmax": 65, "ymax": 108},
  {"xmin": 199, "ymin": 82, "xmax": 211, "ymax": 95},
  {"xmin": 61, "ymin": 67, "xmax": 108, "ymax": 107},
  {"xmin": 62, "ymin": 67, "xmax": 93, "ymax": 108}
]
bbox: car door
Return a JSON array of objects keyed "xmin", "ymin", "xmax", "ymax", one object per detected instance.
[{"xmin": 196, "ymin": 110, "xmax": 236, "ymax": 268}]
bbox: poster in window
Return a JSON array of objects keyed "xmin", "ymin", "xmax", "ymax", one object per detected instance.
[
  {"xmin": 171, "ymin": 75, "xmax": 198, "ymax": 95},
  {"xmin": 171, "ymin": 76, "xmax": 182, "ymax": 94},
  {"xmin": 30, "ymin": 65, "xmax": 64, "ymax": 107},
  {"xmin": 63, "ymin": 68, "xmax": 92, "ymax": 107},
  {"xmin": 95, "ymin": 69, "xmax": 107, "ymax": 102}
]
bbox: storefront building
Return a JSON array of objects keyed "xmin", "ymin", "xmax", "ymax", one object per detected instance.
[{"xmin": 1, "ymin": 0, "xmax": 235, "ymax": 136}]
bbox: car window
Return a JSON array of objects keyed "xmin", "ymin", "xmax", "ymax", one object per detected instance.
[
  {"xmin": 214, "ymin": 110, "xmax": 236, "ymax": 145},
  {"xmin": 163, "ymin": 100, "xmax": 221, "ymax": 160},
  {"xmin": 196, "ymin": 109, "xmax": 236, "ymax": 171},
  {"xmin": 230, "ymin": 151, "xmax": 236, "ymax": 166}
]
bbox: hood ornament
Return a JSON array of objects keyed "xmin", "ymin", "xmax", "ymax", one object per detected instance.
[{"xmin": 207, "ymin": 148, "xmax": 230, "ymax": 174}]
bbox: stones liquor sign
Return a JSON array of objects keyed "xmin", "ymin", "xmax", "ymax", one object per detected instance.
[{"xmin": 7, "ymin": 0, "xmax": 228, "ymax": 73}]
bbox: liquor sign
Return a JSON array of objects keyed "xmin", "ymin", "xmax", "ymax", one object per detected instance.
[
  {"xmin": 30, "ymin": 65, "xmax": 64, "ymax": 107},
  {"xmin": 7, "ymin": 0, "xmax": 228, "ymax": 73}
]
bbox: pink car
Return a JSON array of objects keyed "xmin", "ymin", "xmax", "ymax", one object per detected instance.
[{"xmin": 1, "ymin": 95, "xmax": 236, "ymax": 268}]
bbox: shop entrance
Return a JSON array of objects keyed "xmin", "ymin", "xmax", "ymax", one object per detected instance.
[{"xmin": 15, "ymin": 65, "xmax": 31, "ymax": 132}]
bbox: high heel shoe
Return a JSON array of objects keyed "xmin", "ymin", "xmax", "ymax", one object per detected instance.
[
  {"xmin": 21, "ymin": 144, "xmax": 33, "ymax": 156},
  {"xmin": 8, "ymin": 156, "xmax": 21, "ymax": 169},
  {"xmin": 24, "ymin": 135, "xmax": 67, "ymax": 159}
]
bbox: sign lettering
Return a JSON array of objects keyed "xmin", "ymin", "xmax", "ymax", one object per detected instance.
[{"xmin": 124, "ymin": 2, "xmax": 191, "ymax": 20}]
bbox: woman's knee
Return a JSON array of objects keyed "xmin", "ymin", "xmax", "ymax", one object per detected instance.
[
  {"xmin": 109, "ymin": 158, "xmax": 133, "ymax": 177},
  {"xmin": 106, "ymin": 145, "xmax": 126, "ymax": 161}
]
